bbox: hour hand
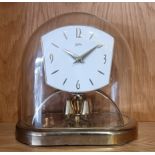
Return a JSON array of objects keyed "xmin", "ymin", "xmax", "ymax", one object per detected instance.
[{"xmin": 63, "ymin": 49, "xmax": 79, "ymax": 60}]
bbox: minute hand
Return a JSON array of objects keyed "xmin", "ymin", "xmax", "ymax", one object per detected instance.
[
  {"xmin": 63, "ymin": 49, "xmax": 79, "ymax": 60},
  {"xmin": 74, "ymin": 44, "xmax": 103, "ymax": 63}
]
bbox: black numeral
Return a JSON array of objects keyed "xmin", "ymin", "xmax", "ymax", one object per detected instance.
[
  {"xmin": 76, "ymin": 80, "xmax": 80, "ymax": 89},
  {"xmin": 49, "ymin": 54, "xmax": 53, "ymax": 64}
]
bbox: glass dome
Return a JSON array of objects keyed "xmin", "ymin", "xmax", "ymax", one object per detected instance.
[{"xmin": 16, "ymin": 12, "xmax": 137, "ymax": 146}]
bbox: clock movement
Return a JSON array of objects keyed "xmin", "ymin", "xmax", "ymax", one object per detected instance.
[{"xmin": 16, "ymin": 12, "xmax": 137, "ymax": 146}]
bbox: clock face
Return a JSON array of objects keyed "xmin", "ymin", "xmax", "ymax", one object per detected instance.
[{"xmin": 41, "ymin": 25, "xmax": 114, "ymax": 93}]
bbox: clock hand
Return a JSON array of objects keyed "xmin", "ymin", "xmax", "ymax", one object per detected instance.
[
  {"xmin": 63, "ymin": 49, "xmax": 79, "ymax": 60},
  {"xmin": 74, "ymin": 44, "xmax": 103, "ymax": 63}
]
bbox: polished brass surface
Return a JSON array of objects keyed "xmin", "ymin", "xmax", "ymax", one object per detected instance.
[
  {"xmin": 65, "ymin": 100, "xmax": 73, "ymax": 116},
  {"xmin": 64, "ymin": 94, "xmax": 91, "ymax": 123},
  {"xmin": 82, "ymin": 100, "xmax": 90, "ymax": 116},
  {"xmin": 16, "ymin": 115, "xmax": 137, "ymax": 146}
]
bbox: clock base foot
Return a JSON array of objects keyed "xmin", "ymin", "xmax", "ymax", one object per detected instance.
[{"xmin": 16, "ymin": 114, "xmax": 137, "ymax": 146}]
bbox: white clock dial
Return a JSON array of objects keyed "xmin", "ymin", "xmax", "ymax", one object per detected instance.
[{"xmin": 41, "ymin": 25, "xmax": 114, "ymax": 93}]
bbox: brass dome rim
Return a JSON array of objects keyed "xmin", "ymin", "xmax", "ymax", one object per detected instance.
[{"xmin": 16, "ymin": 115, "xmax": 137, "ymax": 146}]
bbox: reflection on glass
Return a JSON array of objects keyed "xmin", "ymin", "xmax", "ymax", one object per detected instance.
[{"xmin": 33, "ymin": 57, "xmax": 44, "ymax": 127}]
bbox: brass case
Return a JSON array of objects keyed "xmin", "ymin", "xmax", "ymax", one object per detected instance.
[{"xmin": 16, "ymin": 115, "xmax": 137, "ymax": 146}]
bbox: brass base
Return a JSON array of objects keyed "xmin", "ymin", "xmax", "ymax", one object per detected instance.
[{"xmin": 16, "ymin": 115, "xmax": 137, "ymax": 146}]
